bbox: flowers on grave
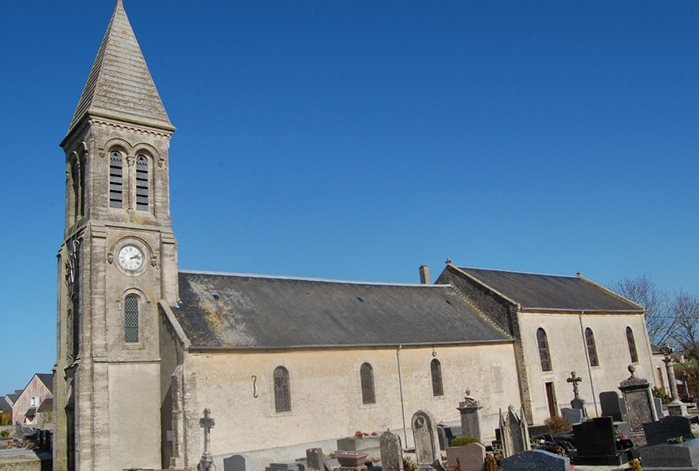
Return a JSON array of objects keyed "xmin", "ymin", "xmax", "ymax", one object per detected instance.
[
  {"xmin": 667, "ymin": 436, "xmax": 684, "ymax": 444},
  {"xmin": 354, "ymin": 431, "xmax": 369, "ymax": 438},
  {"xmin": 371, "ymin": 457, "xmax": 381, "ymax": 463},
  {"xmin": 371, "ymin": 431, "xmax": 377, "ymax": 436},
  {"xmin": 614, "ymin": 426, "xmax": 626, "ymax": 441}
]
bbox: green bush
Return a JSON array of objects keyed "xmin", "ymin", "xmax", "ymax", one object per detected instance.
[
  {"xmin": 0, "ymin": 430, "xmax": 9, "ymax": 438},
  {"xmin": 450, "ymin": 436, "xmax": 481, "ymax": 447},
  {"xmin": 653, "ymin": 386, "xmax": 672, "ymax": 405}
]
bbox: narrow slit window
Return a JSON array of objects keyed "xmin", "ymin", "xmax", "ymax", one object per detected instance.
[
  {"xmin": 124, "ymin": 295, "xmax": 139, "ymax": 343},
  {"xmin": 135, "ymin": 155, "xmax": 149, "ymax": 211},
  {"xmin": 360, "ymin": 363, "xmax": 375, "ymax": 404},
  {"xmin": 585, "ymin": 328, "xmax": 599, "ymax": 367},
  {"xmin": 109, "ymin": 151, "xmax": 123, "ymax": 208},
  {"xmin": 430, "ymin": 359, "xmax": 444, "ymax": 396},
  {"xmin": 537, "ymin": 328, "xmax": 552, "ymax": 372},
  {"xmin": 274, "ymin": 367, "xmax": 290, "ymax": 412},
  {"xmin": 626, "ymin": 327, "xmax": 639, "ymax": 363}
]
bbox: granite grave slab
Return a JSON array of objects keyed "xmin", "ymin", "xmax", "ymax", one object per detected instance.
[{"xmin": 500, "ymin": 450, "xmax": 570, "ymax": 471}]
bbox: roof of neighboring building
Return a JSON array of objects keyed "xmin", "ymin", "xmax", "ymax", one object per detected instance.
[
  {"xmin": 36, "ymin": 374, "xmax": 53, "ymax": 394},
  {"xmin": 453, "ymin": 266, "xmax": 643, "ymax": 312},
  {"xmin": 170, "ymin": 271, "xmax": 511, "ymax": 349},
  {"xmin": 37, "ymin": 398, "xmax": 52, "ymax": 414},
  {"xmin": 0, "ymin": 396, "xmax": 11, "ymax": 413},
  {"xmin": 66, "ymin": 0, "xmax": 172, "ymax": 135}
]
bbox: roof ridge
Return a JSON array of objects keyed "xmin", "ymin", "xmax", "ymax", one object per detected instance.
[
  {"xmin": 66, "ymin": 0, "xmax": 173, "ymax": 136},
  {"xmin": 179, "ymin": 269, "xmax": 447, "ymax": 287},
  {"xmin": 459, "ymin": 266, "xmax": 578, "ymax": 279}
]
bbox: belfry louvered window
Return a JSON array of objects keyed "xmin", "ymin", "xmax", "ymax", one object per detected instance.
[
  {"xmin": 585, "ymin": 328, "xmax": 600, "ymax": 367},
  {"xmin": 135, "ymin": 155, "xmax": 149, "ymax": 211},
  {"xmin": 274, "ymin": 366, "xmax": 291, "ymax": 412},
  {"xmin": 537, "ymin": 328, "xmax": 552, "ymax": 372},
  {"xmin": 626, "ymin": 327, "xmax": 639, "ymax": 363},
  {"xmin": 430, "ymin": 359, "xmax": 444, "ymax": 396},
  {"xmin": 124, "ymin": 295, "xmax": 139, "ymax": 343},
  {"xmin": 109, "ymin": 151, "xmax": 123, "ymax": 208},
  {"xmin": 360, "ymin": 363, "xmax": 375, "ymax": 404}
]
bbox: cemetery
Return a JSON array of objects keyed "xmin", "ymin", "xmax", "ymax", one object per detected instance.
[{"xmin": 188, "ymin": 362, "xmax": 699, "ymax": 471}]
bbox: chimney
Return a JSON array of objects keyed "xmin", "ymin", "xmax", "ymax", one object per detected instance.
[{"xmin": 419, "ymin": 265, "xmax": 430, "ymax": 284}]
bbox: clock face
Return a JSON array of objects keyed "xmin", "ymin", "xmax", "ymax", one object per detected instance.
[{"xmin": 118, "ymin": 245, "xmax": 144, "ymax": 272}]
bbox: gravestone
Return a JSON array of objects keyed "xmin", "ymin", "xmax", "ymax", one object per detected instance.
[
  {"xmin": 223, "ymin": 454, "xmax": 248, "ymax": 471},
  {"xmin": 457, "ymin": 389, "xmax": 482, "ymax": 443},
  {"xmin": 306, "ymin": 448, "xmax": 325, "ymax": 471},
  {"xmin": 663, "ymin": 354, "xmax": 690, "ymax": 416},
  {"xmin": 500, "ymin": 450, "xmax": 570, "ymax": 471},
  {"xmin": 566, "ymin": 372, "xmax": 587, "ymax": 417},
  {"xmin": 198, "ymin": 408, "xmax": 215, "ymax": 471},
  {"xmin": 379, "ymin": 431, "xmax": 403, "ymax": 471},
  {"xmin": 653, "ymin": 397, "xmax": 667, "ymax": 418},
  {"xmin": 446, "ymin": 443, "xmax": 486, "ymax": 471},
  {"xmin": 600, "ymin": 391, "xmax": 626, "ymax": 422},
  {"xmin": 437, "ymin": 424, "xmax": 462, "ymax": 450},
  {"xmin": 573, "ymin": 416, "xmax": 631, "ymax": 465},
  {"xmin": 618, "ymin": 365, "xmax": 658, "ymax": 445},
  {"xmin": 499, "ymin": 406, "xmax": 530, "ymax": 458},
  {"xmin": 560, "ymin": 408, "xmax": 584, "ymax": 426},
  {"xmin": 266, "ymin": 463, "xmax": 299, "ymax": 471},
  {"xmin": 639, "ymin": 438, "xmax": 699, "ymax": 470},
  {"xmin": 643, "ymin": 415, "xmax": 695, "ymax": 446},
  {"xmin": 412, "ymin": 410, "xmax": 440, "ymax": 469}
]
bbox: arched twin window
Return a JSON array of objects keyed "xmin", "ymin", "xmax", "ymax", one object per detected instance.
[
  {"xmin": 124, "ymin": 295, "xmax": 139, "ymax": 343},
  {"xmin": 626, "ymin": 327, "xmax": 639, "ymax": 363},
  {"xmin": 430, "ymin": 359, "xmax": 444, "ymax": 396},
  {"xmin": 585, "ymin": 328, "xmax": 599, "ymax": 367},
  {"xmin": 537, "ymin": 328, "xmax": 552, "ymax": 372},
  {"xmin": 274, "ymin": 366, "xmax": 291, "ymax": 412},
  {"xmin": 108, "ymin": 151, "xmax": 150, "ymax": 211},
  {"xmin": 360, "ymin": 363, "xmax": 376, "ymax": 404}
]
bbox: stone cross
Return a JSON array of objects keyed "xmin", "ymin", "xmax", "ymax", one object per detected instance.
[
  {"xmin": 198, "ymin": 408, "xmax": 215, "ymax": 471},
  {"xmin": 567, "ymin": 371, "xmax": 583, "ymax": 399},
  {"xmin": 662, "ymin": 354, "xmax": 688, "ymax": 416},
  {"xmin": 200, "ymin": 408, "xmax": 215, "ymax": 454}
]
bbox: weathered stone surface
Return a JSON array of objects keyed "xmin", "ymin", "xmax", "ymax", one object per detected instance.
[
  {"xmin": 380, "ymin": 432, "xmax": 403, "ymax": 471},
  {"xmin": 446, "ymin": 443, "xmax": 486, "ymax": 471},
  {"xmin": 500, "ymin": 450, "xmax": 570, "ymax": 471},
  {"xmin": 412, "ymin": 410, "xmax": 440, "ymax": 468}
]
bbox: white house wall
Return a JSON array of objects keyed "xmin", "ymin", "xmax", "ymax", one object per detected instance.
[
  {"xmin": 519, "ymin": 311, "xmax": 656, "ymax": 424},
  {"xmin": 173, "ymin": 343, "xmax": 520, "ymax": 470}
]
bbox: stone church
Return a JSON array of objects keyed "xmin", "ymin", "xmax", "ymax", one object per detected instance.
[{"xmin": 53, "ymin": 2, "xmax": 659, "ymax": 471}]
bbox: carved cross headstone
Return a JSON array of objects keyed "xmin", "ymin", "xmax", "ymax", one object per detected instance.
[
  {"xmin": 199, "ymin": 408, "xmax": 215, "ymax": 471},
  {"xmin": 567, "ymin": 371, "xmax": 582, "ymax": 399},
  {"xmin": 567, "ymin": 371, "xmax": 587, "ymax": 416}
]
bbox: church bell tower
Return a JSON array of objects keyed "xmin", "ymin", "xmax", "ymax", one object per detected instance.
[{"xmin": 54, "ymin": 1, "xmax": 178, "ymax": 469}]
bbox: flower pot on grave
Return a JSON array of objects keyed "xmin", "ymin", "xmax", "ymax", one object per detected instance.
[{"xmin": 335, "ymin": 451, "xmax": 369, "ymax": 470}]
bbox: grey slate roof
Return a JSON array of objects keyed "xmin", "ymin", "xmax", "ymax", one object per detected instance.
[
  {"xmin": 36, "ymin": 374, "xmax": 53, "ymax": 394},
  {"xmin": 67, "ymin": 0, "xmax": 173, "ymax": 133},
  {"xmin": 171, "ymin": 271, "xmax": 511, "ymax": 349},
  {"xmin": 456, "ymin": 267, "xmax": 642, "ymax": 312},
  {"xmin": 0, "ymin": 396, "xmax": 11, "ymax": 413}
]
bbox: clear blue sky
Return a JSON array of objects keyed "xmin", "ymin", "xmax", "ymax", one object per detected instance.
[{"xmin": 1, "ymin": 1, "xmax": 697, "ymax": 394}]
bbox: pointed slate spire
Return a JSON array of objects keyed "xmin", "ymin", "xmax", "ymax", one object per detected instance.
[{"xmin": 67, "ymin": 0, "xmax": 174, "ymax": 134}]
